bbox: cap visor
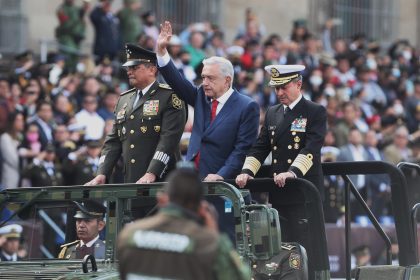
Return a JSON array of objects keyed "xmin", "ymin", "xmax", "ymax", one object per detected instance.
[
  {"xmin": 269, "ymin": 79, "xmax": 292, "ymax": 87},
  {"xmin": 122, "ymin": 60, "xmax": 141, "ymax": 67}
]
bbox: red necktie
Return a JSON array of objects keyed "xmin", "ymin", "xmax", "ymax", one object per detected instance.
[
  {"xmin": 211, "ymin": 99, "xmax": 218, "ymax": 122},
  {"xmin": 194, "ymin": 100, "xmax": 219, "ymax": 169}
]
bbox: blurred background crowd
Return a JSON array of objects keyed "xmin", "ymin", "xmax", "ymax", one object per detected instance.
[{"xmin": 1, "ymin": 0, "xmax": 420, "ymax": 224}]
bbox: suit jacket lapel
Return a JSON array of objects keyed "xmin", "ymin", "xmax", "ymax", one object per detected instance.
[
  {"xmin": 203, "ymin": 91, "xmax": 238, "ymax": 136},
  {"xmin": 132, "ymin": 81, "xmax": 159, "ymax": 113},
  {"xmin": 275, "ymin": 98, "xmax": 306, "ymax": 137}
]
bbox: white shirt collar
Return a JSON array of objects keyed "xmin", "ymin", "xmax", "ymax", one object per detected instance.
[
  {"xmin": 140, "ymin": 80, "xmax": 156, "ymax": 95},
  {"xmin": 80, "ymin": 235, "xmax": 100, "ymax": 248},
  {"xmin": 2, "ymin": 250, "xmax": 17, "ymax": 261},
  {"xmin": 215, "ymin": 88, "xmax": 234, "ymax": 105},
  {"xmin": 284, "ymin": 94, "xmax": 303, "ymax": 111}
]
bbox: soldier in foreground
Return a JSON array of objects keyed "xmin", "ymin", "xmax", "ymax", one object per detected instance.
[
  {"xmin": 117, "ymin": 168, "xmax": 250, "ymax": 280},
  {"xmin": 58, "ymin": 200, "xmax": 106, "ymax": 259}
]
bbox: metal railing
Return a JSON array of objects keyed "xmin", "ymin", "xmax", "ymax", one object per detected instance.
[{"xmin": 322, "ymin": 161, "xmax": 417, "ymax": 268}]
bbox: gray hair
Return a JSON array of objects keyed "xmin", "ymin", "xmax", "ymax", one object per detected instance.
[{"xmin": 202, "ymin": 56, "xmax": 234, "ymax": 87}]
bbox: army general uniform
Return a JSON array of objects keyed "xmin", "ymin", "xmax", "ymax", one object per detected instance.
[
  {"xmin": 117, "ymin": 205, "xmax": 250, "ymax": 280},
  {"xmin": 58, "ymin": 201, "xmax": 106, "ymax": 260},
  {"xmin": 97, "ymin": 45, "xmax": 186, "ymax": 182},
  {"xmin": 241, "ymin": 65, "xmax": 327, "ymax": 279}
]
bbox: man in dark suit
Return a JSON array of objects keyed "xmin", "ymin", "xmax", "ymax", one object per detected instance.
[
  {"xmin": 86, "ymin": 44, "xmax": 186, "ymax": 185},
  {"xmin": 236, "ymin": 64, "xmax": 327, "ymax": 278},
  {"xmin": 0, "ymin": 224, "xmax": 23, "ymax": 261},
  {"xmin": 156, "ymin": 21, "xmax": 260, "ymax": 181},
  {"xmin": 58, "ymin": 200, "xmax": 106, "ymax": 259},
  {"xmin": 30, "ymin": 102, "xmax": 54, "ymax": 151}
]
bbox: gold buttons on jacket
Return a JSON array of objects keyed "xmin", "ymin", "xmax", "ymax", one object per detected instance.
[
  {"xmin": 273, "ymin": 173, "xmax": 277, "ymax": 176},
  {"xmin": 130, "ymin": 144, "xmax": 134, "ymax": 149},
  {"xmin": 130, "ymin": 130, "xmax": 134, "ymax": 134},
  {"xmin": 130, "ymin": 115, "xmax": 134, "ymax": 120},
  {"xmin": 272, "ymin": 131, "xmax": 275, "ymax": 136},
  {"xmin": 273, "ymin": 146, "xmax": 277, "ymax": 150},
  {"xmin": 287, "ymin": 159, "xmax": 292, "ymax": 164},
  {"xmin": 273, "ymin": 159, "xmax": 277, "ymax": 164},
  {"xmin": 292, "ymin": 131, "xmax": 296, "ymax": 136},
  {"xmin": 288, "ymin": 145, "xmax": 292, "ymax": 149},
  {"xmin": 131, "ymin": 159, "xmax": 136, "ymax": 164}
]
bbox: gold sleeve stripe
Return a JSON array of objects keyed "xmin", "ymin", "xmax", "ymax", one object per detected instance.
[
  {"xmin": 291, "ymin": 154, "xmax": 313, "ymax": 176},
  {"xmin": 271, "ymin": 74, "xmax": 299, "ymax": 82},
  {"xmin": 242, "ymin": 156, "xmax": 262, "ymax": 176}
]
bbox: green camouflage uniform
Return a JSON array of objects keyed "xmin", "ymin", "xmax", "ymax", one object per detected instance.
[
  {"xmin": 117, "ymin": 205, "xmax": 250, "ymax": 280},
  {"xmin": 55, "ymin": 2, "xmax": 87, "ymax": 71},
  {"xmin": 117, "ymin": 7, "xmax": 142, "ymax": 44}
]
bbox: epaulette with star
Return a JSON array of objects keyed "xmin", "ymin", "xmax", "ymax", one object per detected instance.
[
  {"xmin": 120, "ymin": 88, "xmax": 136, "ymax": 96},
  {"xmin": 60, "ymin": 240, "xmax": 80, "ymax": 248},
  {"xmin": 158, "ymin": 83, "xmax": 172, "ymax": 90}
]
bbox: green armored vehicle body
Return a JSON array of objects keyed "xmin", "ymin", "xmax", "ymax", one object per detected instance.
[{"xmin": 0, "ymin": 181, "xmax": 313, "ymax": 280}]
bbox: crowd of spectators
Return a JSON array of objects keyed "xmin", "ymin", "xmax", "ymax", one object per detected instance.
[{"xmin": 1, "ymin": 1, "xmax": 420, "ymax": 223}]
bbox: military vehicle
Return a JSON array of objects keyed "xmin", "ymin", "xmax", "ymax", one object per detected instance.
[
  {"xmin": 1, "ymin": 161, "xmax": 418, "ymax": 280},
  {"xmin": 0, "ymin": 179, "xmax": 325, "ymax": 280}
]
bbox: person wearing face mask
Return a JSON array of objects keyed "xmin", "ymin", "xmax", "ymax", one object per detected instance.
[{"xmin": 306, "ymin": 69, "xmax": 324, "ymax": 101}]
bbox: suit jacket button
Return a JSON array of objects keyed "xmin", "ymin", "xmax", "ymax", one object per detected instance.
[
  {"xmin": 287, "ymin": 159, "xmax": 292, "ymax": 163},
  {"xmin": 131, "ymin": 159, "xmax": 136, "ymax": 164},
  {"xmin": 130, "ymin": 144, "xmax": 134, "ymax": 149},
  {"xmin": 130, "ymin": 130, "xmax": 134, "ymax": 134},
  {"xmin": 130, "ymin": 115, "xmax": 134, "ymax": 120},
  {"xmin": 292, "ymin": 131, "xmax": 296, "ymax": 135},
  {"xmin": 272, "ymin": 131, "xmax": 275, "ymax": 136},
  {"xmin": 273, "ymin": 146, "xmax": 277, "ymax": 150},
  {"xmin": 273, "ymin": 159, "xmax": 277, "ymax": 164},
  {"xmin": 288, "ymin": 145, "xmax": 292, "ymax": 149},
  {"xmin": 273, "ymin": 173, "xmax": 277, "ymax": 176}
]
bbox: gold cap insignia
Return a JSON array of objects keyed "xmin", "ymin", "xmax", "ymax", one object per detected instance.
[{"xmin": 271, "ymin": 67, "xmax": 280, "ymax": 78}]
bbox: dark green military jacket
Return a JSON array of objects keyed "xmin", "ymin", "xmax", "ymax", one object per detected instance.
[
  {"xmin": 62, "ymin": 156, "xmax": 98, "ymax": 185},
  {"xmin": 98, "ymin": 81, "xmax": 186, "ymax": 183},
  {"xmin": 22, "ymin": 161, "xmax": 63, "ymax": 187},
  {"xmin": 117, "ymin": 205, "xmax": 250, "ymax": 280},
  {"xmin": 58, "ymin": 238, "xmax": 105, "ymax": 259}
]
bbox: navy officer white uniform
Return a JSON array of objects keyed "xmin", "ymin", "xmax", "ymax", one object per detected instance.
[
  {"xmin": 0, "ymin": 224, "xmax": 23, "ymax": 261},
  {"xmin": 236, "ymin": 64, "xmax": 327, "ymax": 279}
]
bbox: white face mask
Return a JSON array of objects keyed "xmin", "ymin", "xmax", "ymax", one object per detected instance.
[
  {"xmin": 366, "ymin": 58, "xmax": 377, "ymax": 70},
  {"xmin": 403, "ymin": 50, "xmax": 412, "ymax": 61},
  {"xmin": 393, "ymin": 103, "xmax": 404, "ymax": 115},
  {"xmin": 309, "ymin": 75, "xmax": 323, "ymax": 87},
  {"xmin": 76, "ymin": 63, "xmax": 86, "ymax": 73}
]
